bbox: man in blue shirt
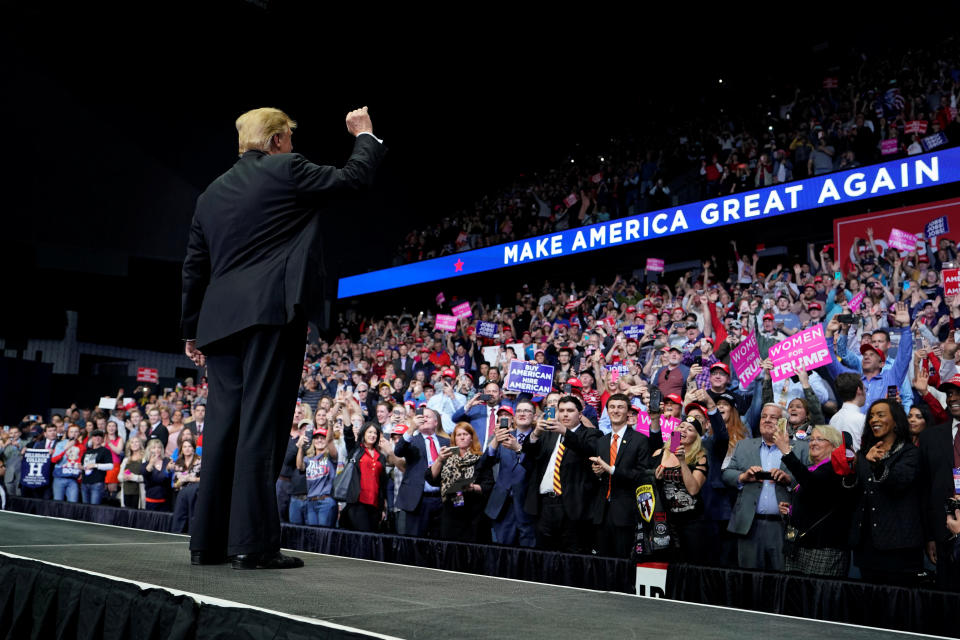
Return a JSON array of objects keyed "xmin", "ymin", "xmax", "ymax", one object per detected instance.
[
  {"xmin": 823, "ymin": 303, "xmax": 912, "ymax": 412},
  {"xmin": 832, "ymin": 327, "xmax": 913, "ymax": 411}
]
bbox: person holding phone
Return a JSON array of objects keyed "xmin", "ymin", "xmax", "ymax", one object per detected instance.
[
  {"xmin": 393, "ymin": 408, "xmax": 450, "ymax": 537},
  {"xmin": 451, "ymin": 381, "xmax": 503, "ymax": 449},
  {"xmin": 723, "ymin": 403, "xmax": 808, "ymax": 570},
  {"xmin": 485, "ymin": 402, "xmax": 537, "ymax": 547},
  {"xmin": 425, "ymin": 422, "xmax": 493, "ymax": 542},
  {"xmin": 649, "ymin": 415, "xmax": 709, "ymax": 562}
]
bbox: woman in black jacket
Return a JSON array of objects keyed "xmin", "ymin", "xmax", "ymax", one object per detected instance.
[
  {"xmin": 775, "ymin": 424, "xmax": 852, "ymax": 577},
  {"xmin": 844, "ymin": 399, "xmax": 923, "ymax": 585},
  {"xmin": 341, "ymin": 423, "xmax": 388, "ymax": 532}
]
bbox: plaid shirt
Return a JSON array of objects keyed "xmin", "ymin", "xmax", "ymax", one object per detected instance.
[{"xmin": 693, "ymin": 354, "xmax": 719, "ymax": 389}]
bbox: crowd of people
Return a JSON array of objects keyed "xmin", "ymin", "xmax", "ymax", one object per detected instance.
[
  {"xmin": 391, "ymin": 37, "xmax": 960, "ymax": 267},
  {"xmin": 3, "ymin": 231, "xmax": 960, "ymax": 591}
]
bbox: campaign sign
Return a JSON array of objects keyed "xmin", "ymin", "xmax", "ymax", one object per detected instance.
[
  {"xmin": 477, "ymin": 321, "xmax": 498, "ymax": 338},
  {"xmin": 635, "ymin": 562, "xmax": 669, "ymax": 598},
  {"xmin": 926, "ymin": 215, "xmax": 950, "ymax": 239},
  {"xmin": 623, "ymin": 325, "xmax": 645, "ymax": 339},
  {"xmin": 434, "ymin": 314, "xmax": 458, "ymax": 332},
  {"xmin": 136, "ymin": 367, "xmax": 158, "ymax": 383},
  {"xmin": 880, "ymin": 139, "xmax": 899, "ymax": 155},
  {"xmin": 729, "ymin": 332, "xmax": 762, "ymax": 387},
  {"xmin": 636, "ymin": 410, "xmax": 651, "ymax": 436},
  {"xmin": 504, "ymin": 361, "xmax": 554, "ymax": 395},
  {"xmin": 848, "ymin": 290, "xmax": 866, "ymax": 312},
  {"xmin": 767, "ymin": 324, "xmax": 833, "ymax": 382},
  {"xmin": 436, "ymin": 292, "xmax": 445, "ymax": 305},
  {"xmin": 563, "ymin": 193, "xmax": 578, "ymax": 208},
  {"xmin": 21, "ymin": 449, "xmax": 51, "ymax": 488},
  {"xmin": 452, "ymin": 301, "xmax": 472, "ymax": 319},
  {"xmin": 607, "ymin": 364, "xmax": 630, "ymax": 383},
  {"xmin": 646, "ymin": 258, "xmax": 665, "ymax": 272},
  {"xmin": 660, "ymin": 416, "xmax": 680, "ymax": 440},
  {"xmin": 887, "ymin": 228, "xmax": 918, "ymax": 252},
  {"xmin": 943, "ymin": 269, "xmax": 960, "ymax": 297},
  {"xmin": 922, "ymin": 132, "xmax": 949, "ymax": 152}
]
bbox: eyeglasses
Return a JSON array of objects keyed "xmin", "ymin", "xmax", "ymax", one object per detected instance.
[
  {"xmin": 515, "ymin": 409, "xmax": 534, "ymax": 414},
  {"xmin": 809, "ymin": 437, "xmax": 830, "ymax": 444}
]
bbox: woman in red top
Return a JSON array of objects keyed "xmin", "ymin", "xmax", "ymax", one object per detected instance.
[
  {"xmin": 342, "ymin": 423, "xmax": 387, "ymax": 532},
  {"xmin": 103, "ymin": 420, "xmax": 124, "ymax": 499}
]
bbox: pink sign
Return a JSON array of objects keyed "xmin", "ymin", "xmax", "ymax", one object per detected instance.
[
  {"xmin": 887, "ymin": 228, "xmax": 918, "ymax": 252},
  {"xmin": 660, "ymin": 416, "xmax": 680, "ymax": 440},
  {"xmin": 452, "ymin": 301, "xmax": 472, "ymax": 319},
  {"xmin": 848, "ymin": 290, "xmax": 866, "ymax": 312},
  {"xmin": 436, "ymin": 292, "xmax": 445, "ymax": 305},
  {"xmin": 767, "ymin": 324, "xmax": 833, "ymax": 382},
  {"xmin": 646, "ymin": 258, "xmax": 665, "ymax": 272},
  {"xmin": 636, "ymin": 410, "xmax": 651, "ymax": 436},
  {"xmin": 563, "ymin": 193, "xmax": 578, "ymax": 208},
  {"xmin": 943, "ymin": 268, "xmax": 960, "ymax": 297},
  {"xmin": 729, "ymin": 332, "xmax": 762, "ymax": 387},
  {"xmin": 881, "ymin": 138, "xmax": 898, "ymax": 155},
  {"xmin": 434, "ymin": 314, "xmax": 458, "ymax": 332}
]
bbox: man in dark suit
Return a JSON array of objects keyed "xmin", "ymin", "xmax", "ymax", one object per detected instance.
[
  {"xmin": 920, "ymin": 375, "xmax": 960, "ymax": 589},
  {"xmin": 452, "ymin": 381, "xmax": 503, "ymax": 448},
  {"xmin": 392, "ymin": 343, "xmax": 415, "ymax": 381},
  {"xmin": 523, "ymin": 395, "xmax": 602, "ymax": 553},
  {"xmin": 181, "ymin": 106, "xmax": 385, "ymax": 569},
  {"xmin": 485, "ymin": 401, "xmax": 537, "ymax": 547},
  {"xmin": 145, "ymin": 408, "xmax": 169, "ymax": 449},
  {"xmin": 588, "ymin": 393, "xmax": 652, "ymax": 558},
  {"xmin": 393, "ymin": 407, "xmax": 450, "ymax": 537}
]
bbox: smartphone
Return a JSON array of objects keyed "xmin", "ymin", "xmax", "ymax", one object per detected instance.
[
  {"xmin": 886, "ymin": 385, "xmax": 898, "ymax": 399},
  {"xmin": 835, "ymin": 314, "xmax": 857, "ymax": 324},
  {"xmin": 415, "ymin": 406, "xmax": 425, "ymax": 417},
  {"xmin": 544, "ymin": 406, "xmax": 556, "ymax": 420},
  {"xmin": 693, "ymin": 355, "xmax": 702, "ymax": 367},
  {"xmin": 755, "ymin": 471, "xmax": 773, "ymax": 481},
  {"xmin": 498, "ymin": 417, "xmax": 510, "ymax": 430},
  {"xmin": 479, "ymin": 394, "xmax": 492, "ymax": 403},
  {"xmin": 648, "ymin": 387, "xmax": 662, "ymax": 411},
  {"xmin": 669, "ymin": 430, "xmax": 682, "ymax": 453}
]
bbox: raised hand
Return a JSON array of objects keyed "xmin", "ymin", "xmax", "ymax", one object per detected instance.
[{"xmin": 345, "ymin": 106, "xmax": 373, "ymax": 137}]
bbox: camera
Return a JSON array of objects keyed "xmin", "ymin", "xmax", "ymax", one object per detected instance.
[{"xmin": 835, "ymin": 314, "xmax": 858, "ymax": 324}]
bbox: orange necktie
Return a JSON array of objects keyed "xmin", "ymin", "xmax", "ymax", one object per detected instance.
[{"xmin": 606, "ymin": 433, "xmax": 619, "ymax": 499}]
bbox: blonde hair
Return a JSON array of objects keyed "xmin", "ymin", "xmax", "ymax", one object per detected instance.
[
  {"xmin": 236, "ymin": 107, "xmax": 297, "ymax": 155},
  {"xmin": 811, "ymin": 424, "xmax": 842, "ymax": 448}
]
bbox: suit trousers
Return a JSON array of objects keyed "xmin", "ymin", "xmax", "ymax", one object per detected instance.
[
  {"xmin": 189, "ymin": 316, "xmax": 305, "ymax": 556},
  {"xmin": 737, "ymin": 517, "xmax": 785, "ymax": 571}
]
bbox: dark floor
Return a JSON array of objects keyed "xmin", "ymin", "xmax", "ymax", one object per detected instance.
[{"xmin": 0, "ymin": 511, "xmax": 935, "ymax": 640}]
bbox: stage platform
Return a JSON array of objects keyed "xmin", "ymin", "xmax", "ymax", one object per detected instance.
[{"xmin": 0, "ymin": 511, "xmax": 945, "ymax": 640}]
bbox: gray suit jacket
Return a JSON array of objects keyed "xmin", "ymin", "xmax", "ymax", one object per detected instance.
[{"xmin": 721, "ymin": 437, "xmax": 809, "ymax": 535}]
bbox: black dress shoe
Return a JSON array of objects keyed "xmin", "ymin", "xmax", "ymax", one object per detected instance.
[
  {"xmin": 231, "ymin": 551, "xmax": 304, "ymax": 570},
  {"xmin": 191, "ymin": 550, "xmax": 228, "ymax": 565}
]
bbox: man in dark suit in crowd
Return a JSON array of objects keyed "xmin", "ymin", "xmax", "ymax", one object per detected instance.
[
  {"xmin": 589, "ymin": 393, "xmax": 652, "ymax": 557},
  {"xmin": 920, "ymin": 375, "xmax": 960, "ymax": 589},
  {"xmin": 145, "ymin": 408, "xmax": 169, "ymax": 449},
  {"xmin": 452, "ymin": 380, "xmax": 503, "ymax": 448},
  {"xmin": 181, "ymin": 106, "xmax": 386, "ymax": 569},
  {"xmin": 392, "ymin": 343, "xmax": 415, "ymax": 381},
  {"xmin": 485, "ymin": 401, "xmax": 537, "ymax": 547},
  {"xmin": 393, "ymin": 407, "xmax": 450, "ymax": 537},
  {"xmin": 523, "ymin": 395, "xmax": 602, "ymax": 553}
]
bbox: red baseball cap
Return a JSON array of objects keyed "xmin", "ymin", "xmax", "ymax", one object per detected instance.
[
  {"xmin": 763, "ymin": 313, "xmax": 775, "ymax": 321},
  {"xmin": 664, "ymin": 393, "xmax": 683, "ymax": 405},
  {"xmin": 497, "ymin": 405, "xmax": 515, "ymax": 416},
  {"xmin": 626, "ymin": 306, "xmax": 636, "ymax": 313},
  {"xmin": 684, "ymin": 402, "xmax": 706, "ymax": 415},
  {"xmin": 703, "ymin": 336, "xmax": 715, "ymax": 346},
  {"xmin": 392, "ymin": 424, "xmax": 409, "ymax": 436},
  {"xmin": 441, "ymin": 368, "xmax": 456, "ymax": 378},
  {"xmin": 312, "ymin": 427, "xmax": 328, "ymax": 438},
  {"xmin": 566, "ymin": 377, "xmax": 584, "ymax": 388},
  {"xmin": 808, "ymin": 302, "xmax": 823, "ymax": 310},
  {"xmin": 937, "ymin": 373, "xmax": 960, "ymax": 392},
  {"xmin": 860, "ymin": 343, "xmax": 886, "ymax": 363},
  {"xmin": 375, "ymin": 350, "xmax": 385, "ymax": 357},
  {"xmin": 710, "ymin": 362, "xmax": 730, "ymax": 375}
]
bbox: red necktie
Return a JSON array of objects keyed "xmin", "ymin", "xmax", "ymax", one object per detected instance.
[
  {"xmin": 607, "ymin": 433, "xmax": 619, "ymax": 499},
  {"xmin": 428, "ymin": 436, "xmax": 439, "ymax": 462},
  {"xmin": 487, "ymin": 408, "xmax": 496, "ymax": 442}
]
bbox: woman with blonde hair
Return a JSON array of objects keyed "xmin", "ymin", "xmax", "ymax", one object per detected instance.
[
  {"xmin": 426, "ymin": 422, "xmax": 492, "ymax": 543},
  {"xmin": 142, "ymin": 438, "xmax": 171, "ymax": 511},
  {"xmin": 652, "ymin": 415, "xmax": 709, "ymax": 563},
  {"xmin": 118, "ymin": 437, "xmax": 146, "ymax": 509},
  {"xmin": 775, "ymin": 424, "xmax": 854, "ymax": 577}
]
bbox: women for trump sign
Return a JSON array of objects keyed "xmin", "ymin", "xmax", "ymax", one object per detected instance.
[{"xmin": 767, "ymin": 324, "xmax": 833, "ymax": 382}]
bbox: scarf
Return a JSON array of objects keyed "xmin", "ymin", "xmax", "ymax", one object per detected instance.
[{"xmin": 439, "ymin": 451, "xmax": 481, "ymax": 499}]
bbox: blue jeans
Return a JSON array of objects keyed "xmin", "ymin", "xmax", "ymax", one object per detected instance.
[
  {"xmin": 53, "ymin": 477, "xmax": 79, "ymax": 502},
  {"xmin": 289, "ymin": 496, "xmax": 308, "ymax": 525},
  {"xmin": 306, "ymin": 497, "xmax": 338, "ymax": 527},
  {"xmin": 82, "ymin": 482, "xmax": 104, "ymax": 505}
]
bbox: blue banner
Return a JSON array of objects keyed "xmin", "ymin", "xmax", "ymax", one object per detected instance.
[
  {"xmin": 925, "ymin": 215, "xmax": 950, "ymax": 239},
  {"xmin": 623, "ymin": 325, "xmax": 645, "ymax": 339},
  {"xmin": 338, "ymin": 149, "xmax": 960, "ymax": 298},
  {"xmin": 504, "ymin": 361, "xmax": 555, "ymax": 395},
  {"xmin": 476, "ymin": 321, "xmax": 497, "ymax": 338},
  {"xmin": 20, "ymin": 448, "xmax": 51, "ymax": 488}
]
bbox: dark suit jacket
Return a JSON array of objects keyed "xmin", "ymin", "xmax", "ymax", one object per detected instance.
[
  {"xmin": 847, "ymin": 440, "xmax": 923, "ymax": 551},
  {"xmin": 393, "ymin": 432, "xmax": 450, "ymax": 512},
  {"xmin": 484, "ymin": 430, "xmax": 534, "ymax": 520},
  {"xmin": 147, "ymin": 424, "xmax": 169, "ymax": 449},
  {"xmin": 591, "ymin": 428, "xmax": 652, "ymax": 527},
  {"xmin": 181, "ymin": 135, "xmax": 386, "ymax": 348},
  {"xmin": 919, "ymin": 422, "xmax": 956, "ymax": 544},
  {"xmin": 522, "ymin": 425, "xmax": 602, "ymax": 521},
  {"xmin": 392, "ymin": 357, "xmax": 415, "ymax": 381}
]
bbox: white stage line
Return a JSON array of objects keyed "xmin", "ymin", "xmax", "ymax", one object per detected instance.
[{"xmin": 0, "ymin": 541, "xmax": 186, "ymax": 548}]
